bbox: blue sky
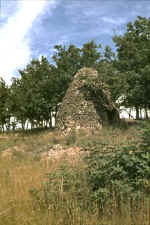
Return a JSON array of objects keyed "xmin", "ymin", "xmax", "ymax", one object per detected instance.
[{"xmin": 0, "ymin": 0, "xmax": 150, "ymax": 83}]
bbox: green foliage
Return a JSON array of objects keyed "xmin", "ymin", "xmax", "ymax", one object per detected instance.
[
  {"xmin": 8, "ymin": 57, "xmax": 61, "ymax": 129},
  {"xmin": 97, "ymin": 60, "xmax": 124, "ymax": 103},
  {"xmin": 2, "ymin": 15, "xmax": 150, "ymax": 130},
  {"xmin": 0, "ymin": 40, "xmax": 105, "ymax": 131},
  {"xmin": 85, "ymin": 121, "xmax": 150, "ymax": 210},
  {"xmin": 18, "ymin": 57, "xmax": 53, "ymax": 124},
  {"xmin": 0, "ymin": 78, "xmax": 10, "ymax": 131},
  {"xmin": 113, "ymin": 16, "xmax": 150, "ymax": 112},
  {"xmin": 80, "ymin": 41, "xmax": 101, "ymax": 68},
  {"xmin": 139, "ymin": 121, "xmax": 150, "ymax": 151},
  {"xmin": 52, "ymin": 41, "xmax": 102, "ymax": 101}
]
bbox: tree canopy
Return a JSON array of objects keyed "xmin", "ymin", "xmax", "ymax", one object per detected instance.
[
  {"xmin": 1, "ymin": 17, "xmax": 150, "ymax": 130},
  {"xmin": 113, "ymin": 16, "xmax": 150, "ymax": 118}
]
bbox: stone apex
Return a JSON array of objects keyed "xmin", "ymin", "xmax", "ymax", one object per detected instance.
[{"xmin": 74, "ymin": 67, "xmax": 98, "ymax": 79}]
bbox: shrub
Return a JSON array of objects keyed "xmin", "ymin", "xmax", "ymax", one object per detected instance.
[{"xmin": 85, "ymin": 121, "xmax": 150, "ymax": 210}]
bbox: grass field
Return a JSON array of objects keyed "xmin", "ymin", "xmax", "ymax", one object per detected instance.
[{"xmin": 0, "ymin": 122, "xmax": 150, "ymax": 225}]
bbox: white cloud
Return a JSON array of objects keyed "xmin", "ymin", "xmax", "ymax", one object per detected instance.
[
  {"xmin": 0, "ymin": 0, "xmax": 57, "ymax": 84},
  {"xmin": 101, "ymin": 16, "xmax": 127, "ymax": 26}
]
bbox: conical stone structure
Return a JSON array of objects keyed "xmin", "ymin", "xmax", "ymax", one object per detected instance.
[{"xmin": 56, "ymin": 67, "xmax": 120, "ymax": 132}]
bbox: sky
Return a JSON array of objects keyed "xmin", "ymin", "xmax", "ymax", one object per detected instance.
[{"xmin": 0, "ymin": 0, "xmax": 150, "ymax": 84}]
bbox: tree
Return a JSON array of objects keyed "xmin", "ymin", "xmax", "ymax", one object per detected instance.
[
  {"xmin": 52, "ymin": 44, "xmax": 81, "ymax": 102},
  {"xmin": 0, "ymin": 78, "xmax": 10, "ymax": 131},
  {"xmin": 53, "ymin": 44, "xmax": 81, "ymax": 76},
  {"xmin": 113, "ymin": 16, "xmax": 150, "ymax": 118},
  {"xmin": 52, "ymin": 41, "xmax": 102, "ymax": 102},
  {"xmin": 20, "ymin": 57, "xmax": 51, "ymax": 127},
  {"xmin": 80, "ymin": 41, "xmax": 102, "ymax": 68},
  {"xmin": 9, "ymin": 77, "xmax": 28, "ymax": 130},
  {"xmin": 96, "ymin": 45, "xmax": 124, "ymax": 105}
]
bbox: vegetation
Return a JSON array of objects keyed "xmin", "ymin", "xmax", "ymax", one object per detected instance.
[
  {"xmin": 0, "ymin": 16, "xmax": 150, "ymax": 130},
  {"xmin": 1, "ymin": 122, "xmax": 150, "ymax": 225},
  {"xmin": 86, "ymin": 121, "xmax": 150, "ymax": 211},
  {"xmin": 113, "ymin": 16, "xmax": 150, "ymax": 118},
  {"xmin": 0, "ymin": 15, "xmax": 150, "ymax": 225}
]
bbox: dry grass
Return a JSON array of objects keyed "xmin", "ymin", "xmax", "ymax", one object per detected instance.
[{"xmin": 0, "ymin": 123, "xmax": 150, "ymax": 225}]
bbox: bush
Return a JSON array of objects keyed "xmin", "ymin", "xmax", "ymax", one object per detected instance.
[{"xmin": 85, "ymin": 121, "xmax": 150, "ymax": 210}]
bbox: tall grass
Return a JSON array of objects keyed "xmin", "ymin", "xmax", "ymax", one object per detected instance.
[{"xmin": 0, "ymin": 123, "xmax": 150, "ymax": 225}]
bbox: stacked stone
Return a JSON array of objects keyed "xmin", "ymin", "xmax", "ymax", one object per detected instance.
[{"xmin": 56, "ymin": 67, "xmax": 119, "ymax": 133}]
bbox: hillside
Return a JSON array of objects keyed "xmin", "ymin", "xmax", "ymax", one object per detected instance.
[{"xmin": 0, "ymin": 120, "xmax": 150, "ymax": 225}]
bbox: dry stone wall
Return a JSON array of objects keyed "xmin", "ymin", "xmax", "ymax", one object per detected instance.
[{"xmin": 56, "ymin": 67, "xmax": 120, "ymax": 133}]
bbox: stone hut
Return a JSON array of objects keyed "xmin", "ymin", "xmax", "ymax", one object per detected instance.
[{"xmin": 56, "ymin": 67, "xmax": 120, "ymax": 132}]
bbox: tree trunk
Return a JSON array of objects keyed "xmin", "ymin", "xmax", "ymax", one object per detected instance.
[
  {"xmin": 139, "ymin": 108, "xmax": 142, "ymax": 119},
  {"xmin": 26, "ymin": 121, "xmax": 29, "ymax": 130},
  {"xmin": 21, "ymin": 121, "xmax": 25, "ymax": 130},
  {"xmin": 145, "ymin": 108, "xmax": 149, "ymax": 119},
  {"xmin": 135, "ymin": 106, "xmax": 139, "ymax": 120},
  {"xmin": 129, "ymin": 108, "xmax": 132, "ymax": 119},
  {"xmin": 2, "ymin": 124, "xmax": 4, "ymax": 132},
  {"xmin": 49, "ymin": 111, "xmax": 52, "ymax": 128}
]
